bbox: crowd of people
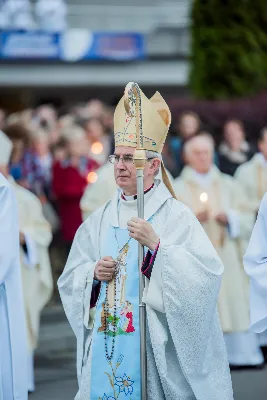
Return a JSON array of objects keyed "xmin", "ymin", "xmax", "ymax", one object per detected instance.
[
  {"xmin": 1, "ymin": 95, "xmax": 267, "ymax": 395},
  {"xmin": 0, "ymin": 0, "xmax": 67, "ymax": 31},
  {"xmin": 1, "ymin": 104, "xmax": 264, "ymax": 241}
]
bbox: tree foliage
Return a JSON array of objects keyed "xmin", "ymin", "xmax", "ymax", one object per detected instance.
[{"xmin": 190, "ymin": 0, "xmax": 267, "ymax": 99}]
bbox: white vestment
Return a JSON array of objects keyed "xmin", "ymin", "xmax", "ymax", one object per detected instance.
[
  {"xmin": 235, "ymin": 153, "xmax": 267, "ymax": 212},
  {"xmin": 173, "ymin": 166, "xmax": 263, "ymax": 366},
  {"xmin": 0, "ymin": 174, "xmax": 28, "ymax": 400},
  {"xmin": 59, "ymin": 179, "xmax": 233, "ymax": 400},
  {"xmin": 244, "ymin": 193, "xmax": 267, "ymax": 333},
  {"xmin": 235, "ymin": 153, "xmax": 267, "ymax": 345},
  {"xmin": 11, "ymin": 178, "xmax": 53, "ymax": 391}
]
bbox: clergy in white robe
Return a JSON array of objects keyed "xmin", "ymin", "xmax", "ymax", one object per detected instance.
[
  {"xmin": 58, "ymin": 83, "xmax": 233, "ymax": 400},
  {"xmin": 0, "ymin": 130, "xmax": 53, "ymax": 392},
  {"xmin": 173, "ymin": 134, "xmax": 264, "ymax": 367},
  {"xmin": 235, "ymin": 127, "xmax": 267, "ymax": 213},
  {"xmin": 11, "ymin": 178, "xmax": 53, "ymax": 392},
  {"xmin": 244, "ymin": 193, "xmax": 267, "ymax": 333},
  {"xmin": 235, "ymin": 128, "xmax": 267, "ymax": 350},
  {"xmin": 80, "ymin": 160, "xmax": 173, "ymax": 220},
  {"xmin": 0, "ymin": 131, "xmax": 28, "ymax": 400}
]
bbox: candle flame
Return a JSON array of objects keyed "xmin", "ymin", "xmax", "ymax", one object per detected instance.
[
  {"xmin": 87, "ymin": 171, "xmax": 98, "ymax": 184},
  {"xmin": 91, "ymin": 141, "xmax": 103, "ymax": 155},
  {"xmin": 200, "ymin": 192, "xmax": 208, "ymax": 203}
]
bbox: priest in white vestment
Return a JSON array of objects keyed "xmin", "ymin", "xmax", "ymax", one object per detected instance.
[
  {"xmin": 244, "ymin": 194, "xmax": 267, "ymax": 332},
  {"xmin": 0, "ymin": 130, "xmax": 53, "ymax": 393},
  {"xmin": 173, "ymin": 134, "xmax": 264, "ymax": 368},
  {"xmin": 0, "ymin": 131, "xmax": 28, "ymax": 400},
  {"xmin": 235, "ymin": 127, "xmax": 267, "ymax": 213},
  {"xmin": 235, "ymin": 127, "xmax": 267, "ymax": 351},
  {"xmin": 58, "ymin": 83, "xmax": 233, "ymax": 400},
  {"xmin": 12, "ymin": 178, "xmax": 53, "ymax": 392}
]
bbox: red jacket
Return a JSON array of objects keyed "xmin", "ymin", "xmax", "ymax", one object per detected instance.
[{"xmin": 52, "ymin": 157, "xmax": 99, "ymax": 243}]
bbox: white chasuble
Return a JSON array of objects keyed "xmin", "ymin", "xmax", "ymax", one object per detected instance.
[
  {"xmin": 174, "ymin": 166, "xmax": 264, "ymax": 366},
  {"xmin": 11, "ymin": 178, "xmax": 53, "ymax": 351},
  {"xmin": 244, "ymin": 194, "xmax": 267, "ymax": 333},
  {"xmin": 0, "ymin": 175, "xmax": 28, "ymax": 400},
  {"xmin": 174, "ymin": 166, "xmax": 253, "ymax": 333},
  {"xmin": 59, "ymin": 179, "xmax": 233, "ymax": 400}
]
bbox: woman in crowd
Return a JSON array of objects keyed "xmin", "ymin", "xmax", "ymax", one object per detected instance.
[
  {"xmin": 218, "ymin": 119, "xmax": 255, "ymax": 176},
  {"xmin": 52, "ymin": 125, "xmax": 99, "ymax": 251},
  {"xmin": 168, "ymin": 111, "xmax": 201, "ymax": 177},
  {"xmin": 5, "ymin": 122, "xmax": 44, "ymax": 193}
]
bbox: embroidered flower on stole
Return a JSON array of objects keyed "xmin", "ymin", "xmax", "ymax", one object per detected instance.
[
  {"xmin": 115, "ymin": 373, "xmax": 134, "ymax": 395},
  {"xmin": 102, "ymin": 395, "xmax": 116, "ymax": 400}
]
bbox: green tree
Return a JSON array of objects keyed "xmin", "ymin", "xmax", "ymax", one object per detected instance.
[{"xmin": 190, "ymin": 0, "xmax": 267, "ymax": 99}]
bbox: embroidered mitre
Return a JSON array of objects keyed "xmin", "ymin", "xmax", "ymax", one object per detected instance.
[{"xmin": 114, "ymin": 85, "xmax": 171, "ymax": 153}]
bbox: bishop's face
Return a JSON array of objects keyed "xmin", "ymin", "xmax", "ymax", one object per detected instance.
[{"xmin": 113, "ymin": 146, "xmax": 154, "ymax": 196}]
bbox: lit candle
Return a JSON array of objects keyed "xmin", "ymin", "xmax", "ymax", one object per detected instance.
[
  {"xmin": 87, "ymin": 171, "xmax": 98, "ymax": 184},
  {"xmin": 200, "ymin": 192, "xmax": 208, "ymax": 204},
  {"xmin": 91, "ymin": 141, "xmax": 103, "ymax": 155},
  {"xmin": 200, "ymin": 192, "xmax": 209, "ymax": 214}
]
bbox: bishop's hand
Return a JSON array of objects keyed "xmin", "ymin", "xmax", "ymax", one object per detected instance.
[
  {"xmin": 127, "ymin": 217, "xmax": 159, "ymax": 251},
  {"xmin": 94, "ymin": 256, "xmax": 116, "ymax": 282}
]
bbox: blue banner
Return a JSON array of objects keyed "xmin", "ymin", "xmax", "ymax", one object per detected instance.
[{"xmin": 0, "ymin": 30, "xmax": 145, "ymax": 61}]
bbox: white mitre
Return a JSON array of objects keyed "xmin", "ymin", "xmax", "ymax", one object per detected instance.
[{"xmin": 0, "ymin": 130, "xmax": 12, "ymax": 165}]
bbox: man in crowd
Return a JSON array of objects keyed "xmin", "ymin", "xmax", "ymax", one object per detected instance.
[
  {"xmin": 235, "ymin": 127, "xmax": 267, "ymax": 213},
  {"xmin": 1, "ymin": 129, "xmax": 53, "ymax": 393},
  {"xmin": 173, "ymin": 134, "xmax": 263, "ymax": 368},
  {"xmin": 0, "ymin": 130, "xmax": 28, "ymax": 399},
  {"xmin": 59, "ymin": 84, "xmax": 233, "ymax": 399}
]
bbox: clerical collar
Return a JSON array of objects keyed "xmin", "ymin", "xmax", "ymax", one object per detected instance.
[
  {"xmin": 193, "ymin": 170, "xmax": 212, "ymax": 187},
  {"xmin": 121, "ymin": 183, "xmax": 154, "ymax": 201}
]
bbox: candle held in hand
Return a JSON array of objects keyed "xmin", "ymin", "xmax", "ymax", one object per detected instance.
[{"xmin": 200, "ymin": 192, "xmax": 208, "ymax": 204}]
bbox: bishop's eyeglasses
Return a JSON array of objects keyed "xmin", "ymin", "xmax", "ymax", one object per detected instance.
[{"xmin": 109, "ymin": 154, "xmax": 154, "ymax": 165}]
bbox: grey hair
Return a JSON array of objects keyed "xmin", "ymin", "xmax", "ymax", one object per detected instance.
[
  {"xmin": 146, "ymin": 150, "xmax": 162, "ymax": 176},
  {"xmin": 183, "ymin": 134, "xmax": 214, "ymax": 157}
]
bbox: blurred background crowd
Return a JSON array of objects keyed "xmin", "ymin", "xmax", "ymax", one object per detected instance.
[
  {"xmin": 1, "ymin": 102, "xmax": 265, "ymax": 288},
  {"xmin": 1, "ymin": 0, "xmax": 267, "ymax": 398}
]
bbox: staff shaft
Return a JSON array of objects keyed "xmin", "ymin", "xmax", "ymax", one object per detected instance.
[{"xmin": 136, "ymin": 168, "xmax": 147, "ymax": 400}]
